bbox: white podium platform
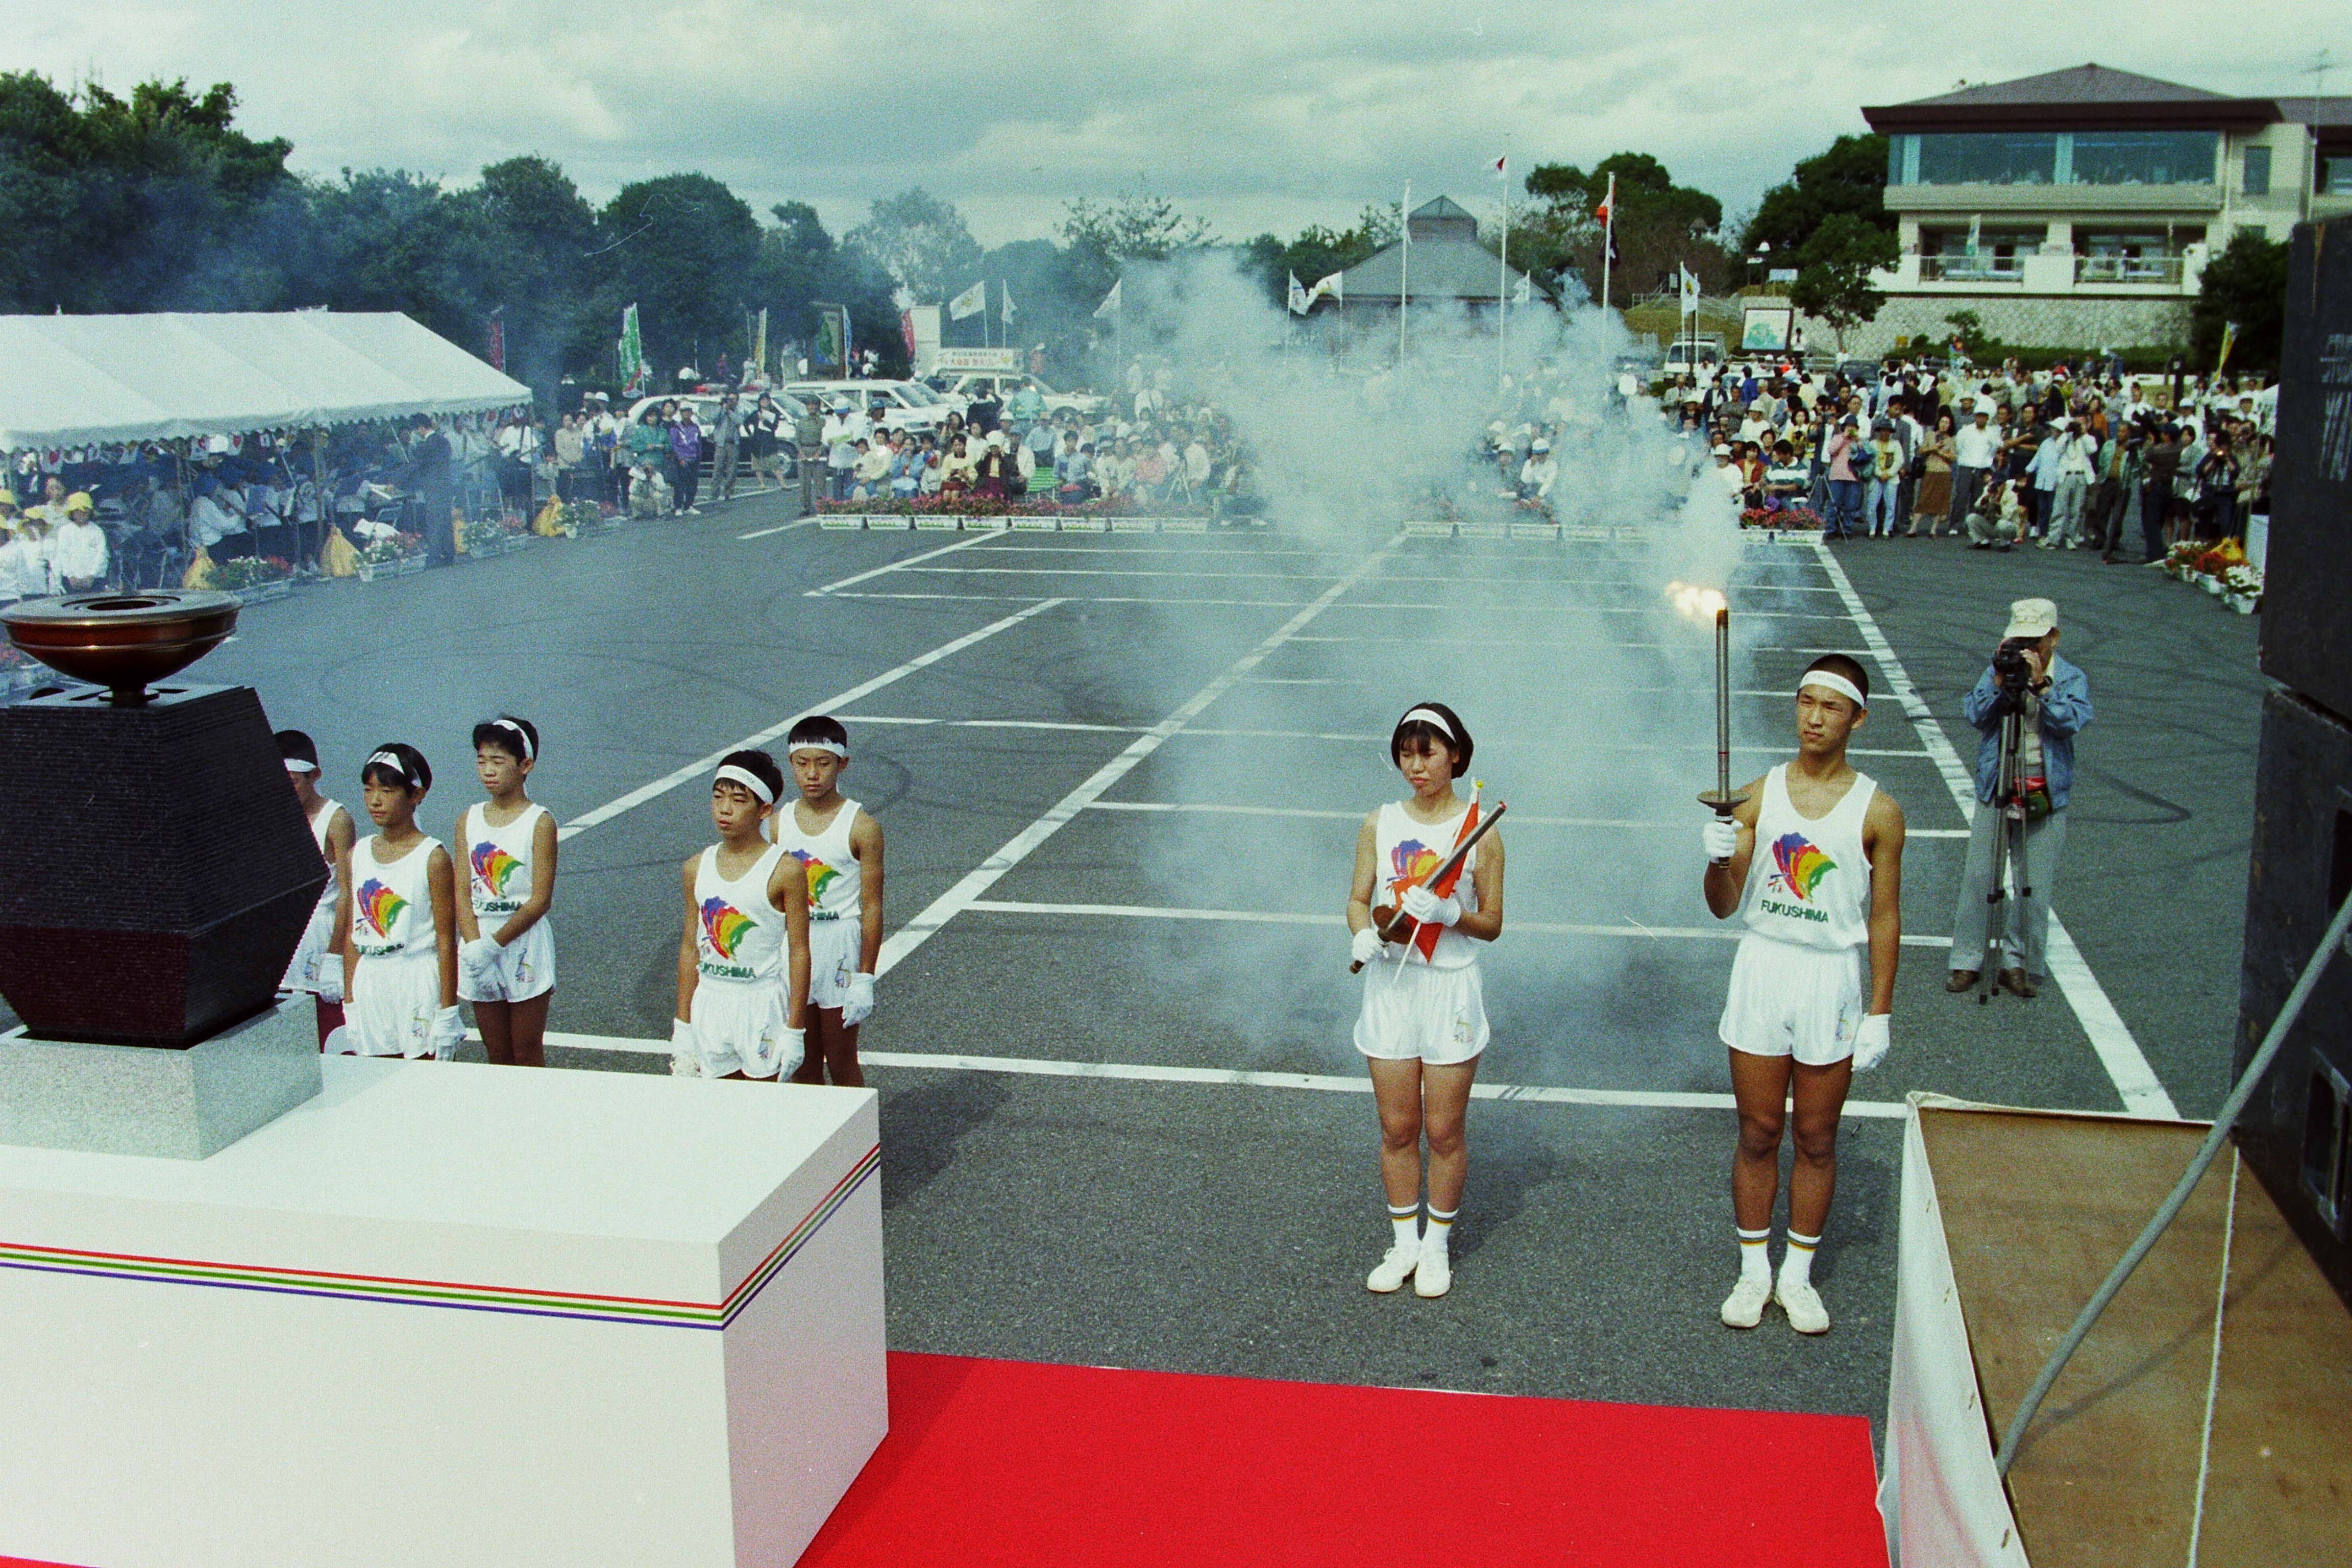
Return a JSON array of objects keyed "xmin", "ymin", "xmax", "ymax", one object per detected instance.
[{"xmin": 0, "ymin": 1056, "xmax": 885, "ymax": 1568}]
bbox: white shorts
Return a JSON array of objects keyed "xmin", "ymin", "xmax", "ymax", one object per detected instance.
[
  {"xmin": 1719, "ymin": 935, "xmax": 1865, "ymax": 1066},
  {"xmin": 281, "ymin": 903, "xmax": 338, "ymax": 993},
  {"xmin": 689, "ymin": 977, "xmax": 792, "ymax": 1080},
  {"xmin": 1354, "ymin": 959, "xmax": 1488, "ymax": 1066},
  {"xmin": 344, "ymin": 952, "xmax": 441, "ymax": 1060},
  {"xmin": 805, "ymin": 918, "xmax": 861, "ymax": 1010},
  {"xmin": 459, "ymin": 919, "xmax": 556, "ymax": 1003}
]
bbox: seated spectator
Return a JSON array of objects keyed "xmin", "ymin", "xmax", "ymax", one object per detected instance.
[
  {"xmin": 1058, "ymin": 443, "xmax": 1093, "ymax": 503},
  {"xmin": 940, "ymin": 436, "xmax": 977, "ymax": 496},
  {"xmin": 48, "ymin": 493, "xmax": 111, "ymax": 589}
]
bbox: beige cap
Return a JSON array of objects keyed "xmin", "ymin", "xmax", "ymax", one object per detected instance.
[{"xmin": 2005, "ymin": 597, "xmax": 2058, "ymax": 639}]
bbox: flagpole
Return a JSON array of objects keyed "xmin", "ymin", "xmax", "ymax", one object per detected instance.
[
  {"xmin": 1498, "ymin": 158, "xmax": 1509, "ymax": 389},
  {"xmin": 1399, "ymin": 181, "xmax": 1411, "ymax": 369},
  {"xmin": 1600, "ymin": 174, "xmax": 1615, "ymax": 313}
]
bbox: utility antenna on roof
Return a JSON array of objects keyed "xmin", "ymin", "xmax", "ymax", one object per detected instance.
[{"xmin": 2308, "ymin": 47, "xmax": 2336, "ymax": 98}]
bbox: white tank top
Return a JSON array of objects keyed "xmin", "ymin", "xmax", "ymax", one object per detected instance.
[
  {"xmin": 1739, "ymin": 764, "xmax": 1876, "ymax": 952},
  {"xmin": 1374, "ymin": 799, "xmax": 1482, "ymax": 971},
  {"xmin": 695, "ymin": 842, "xmax": 789, "ymax": 986},
  {"xmin": 306, "ymin": 798, "xmax": 344, "ymax": 922},
  {"xmin": 777, "ymin": 798, "xmax": 862, "ymax": 923},
  {"xmin": 463, "ymin": 802, "xmax": 549, "ymax": 924},
  {"xmin": 350, "ymin": 834, "xmax": 442, "ymax": 961}
]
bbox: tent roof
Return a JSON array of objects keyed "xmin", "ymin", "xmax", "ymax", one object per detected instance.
[{"xmin": 0, "ymin": 311, "xmax": 530, "ymax": 451}]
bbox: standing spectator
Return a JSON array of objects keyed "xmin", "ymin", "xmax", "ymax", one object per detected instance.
[
  {"xmin": 822, "ymin": 400, "xmax": 861, "ymax": 502},
  {"xmin": 1947, "ymin": 406, "xmax": 1996, "ymax": 536},
  {"xmin": 668, "ymin": 406, "xmax": 704, "ymax": 516},
  {"xmin": 400, "ymin": 414, "xmax": 457, "ymax": 566},
  {"xmin": 1864, "ymin": 420, "xmax": 1903, "ymax": 538},
  {"xmin": 553, "ymin": 413, "xmax": 586, "ymax": 501},
  {"xmin": 748, "ymin": 394, "xmax": 782, "ymax": 486},
  {"xmin": 2191, "ymin": 433, "xmax": 2241, "ymax": 540},
  {"xmin": 1908, "ymin": 411, "xmax": 1955, "ymax": 537},
  {"xmin": 2040, "ymin": 419, "xmax": 2097, "ymax": 549},
  {"xmin": 710, "ymin": 395, "xmax": 743, "ymax": 504},
  {"xmin": 2138, "ymin": 426, "xmax": 2183, "ymax": 562},
  {"xmin": 2088, "ymin": 422, "xmax": 2131, "ymax": 558},
  {"xmin": 1823, "ymin": 417, "xmax": 1863, "ymax": 541}
]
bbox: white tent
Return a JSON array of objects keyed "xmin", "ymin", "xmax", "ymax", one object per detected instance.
[{"xmin": 0, "ymin": 311, "xmax": 530, "ymax": 451}]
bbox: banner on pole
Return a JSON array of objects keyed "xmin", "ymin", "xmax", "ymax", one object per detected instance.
[
  {"xmin": 1678, "ymin": 263, "xmax": 1700, "ymax": 315},
  {"xmin": 486, "ymin": 308, "xmax": 505, "ymax": 374},
  {"xmin": 948, "ymin": 281, "xmax": 986, "ymax": 321},
  {"xmin": 1305, "ymin": 272, "xmax": 1344, "ymax": 307},
  {"xmin": 1287, "ymin": 272, "xmax": 1310, "ymax": 315},
  {"xmin": 1094, "ymin": 279, "xmax": 1122, "ymax": 318},
  {"xmin": 618, "ymin": 303, "xmax": 646, "ymax": 396}
]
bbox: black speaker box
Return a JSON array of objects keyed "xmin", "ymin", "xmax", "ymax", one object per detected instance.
[
  {"xmin": 2259, "ymin": 216, "xmax": 2352, "ymax": 720},
  {"xmin": 2235, "ymin": 689, "xmax": 2352, "ymax": 1309}
]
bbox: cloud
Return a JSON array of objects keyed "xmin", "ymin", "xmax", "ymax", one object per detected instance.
[{"xmin": 16, "ymin": 2, "xmax": 2343, "ymax": 243}]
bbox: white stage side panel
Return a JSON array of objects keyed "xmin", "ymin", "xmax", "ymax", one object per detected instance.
[
  {"xmin": 0, "ymin": 1057, "xmax": 886, "ymax": 1568},
  {"xmin": 1880, "ymin": 1099, "xmax": 2031, "ymax": 1567}
]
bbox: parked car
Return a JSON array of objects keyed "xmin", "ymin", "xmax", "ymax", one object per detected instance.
[
  {"xmin": 922, "ymin": 372, "xmax": 1109, "ymax": 420},
  {"xmin": 782, "ymin": 380, "xmax": 951, "ymax": 434},
  {"xmin": 1662, "ymin": 335, "xmax": 1724, "ymax": 375}
]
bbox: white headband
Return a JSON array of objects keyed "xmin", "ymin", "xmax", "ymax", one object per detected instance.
[
  {"xmin": 1399, "ymin": 707, "xmax": 1455, "ymax": 741},
  {"xmin": 364, "ymin": 749, "xmax": 421, "ymax": 787},
  {"xmin": 713, "ymin": 764, "xmax": 775, "ymax": 804},
  {"xmin": 788, "ymin": 740, "xmax": 849, "ymax": 760},
  {"xmin": 283, "ymin": 757, "xmax": 317, "ymax": 774},
  {"xmin": 1799, "ymin": 671, "xmax": 1869, "ymax": 711},
  {"xmin": 489, "ymin": 718, "xmax": 534, "ymax": 760}
]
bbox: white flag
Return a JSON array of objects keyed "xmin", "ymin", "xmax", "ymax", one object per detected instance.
[
  {"xmin": 1966, "ymin": 214, "xmax": 1981, "ymax": 254},
  {"xmin": 1678, "ymin": 263, "xmax": 1700, "ymax": 314},
  {"xmin": 1512, "ymin": 275, "xmax": 1531, "ymax": 305},
  {"xmin": 1093, "ymin": 278, "xmax": 1122, "ymax": 318},
  {"xmin": 1305, "ymin": 271, "xmax": 1344, "ymax": 306},
  {"xmin": 948, "ymin": 281, "xmax": 986, "ymax": 321},
  {"xmin": 1000, "ymin": 281, "xmax": 1015, "ymax": 322},
  {"xmin": 1287, "ymin": 272, "xmax": 1310, "ymax": 315}
]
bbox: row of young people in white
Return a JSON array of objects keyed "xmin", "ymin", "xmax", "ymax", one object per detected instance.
[
  {"xmin": 276, "ymin": 718, "xmax": 883, "ymax": 1082},
  {"xmin": 0, "ymin": 497, "xmax": 110, "ymax": 599}
]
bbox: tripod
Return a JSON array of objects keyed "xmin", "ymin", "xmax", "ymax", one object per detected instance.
[{"xmin": 1977, "ymin": 696, "xmax": 2035, "ymax": 1004}]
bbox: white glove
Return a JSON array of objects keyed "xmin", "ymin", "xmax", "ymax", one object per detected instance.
[
  {"xmin": 1702, "ymin": 815, "xmax": 1739, "ymax": 863},
  {"xmin": 428, "ymin": 1004, "xmax": 465, "ymax": 1062},
  {"xmin": 1852, "ymin": 1013, "xmax": 1892, "ymax": 1072},
  {"xmin": 1351, "ymin": 924, "xmax": 1388, "ymax": 966},
  {"xmin": 313, "ymin": 952, "xmax": 345, "ymax": 1005},
  {"xmin": 1400, "ymin": 885, "xmax": 1461, "ymax": 927},
  {"xmin": 670, "ymin": 1016, "xmax": 701, "ymax": 1076},
  {"xmin": 460, "ymin": 935, "xmax": 504, "ymax": 976},
  {"xmin": 781, "ymin": 1026, "xmax": 807, "ymax": 1077},
  {"xmin": 841, "ymin": 972, "xmax": 876, "ymax": 1028}
]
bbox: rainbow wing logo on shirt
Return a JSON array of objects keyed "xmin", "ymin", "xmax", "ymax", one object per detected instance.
[
  {"xmin": 790, "ymin": 849, "xmax": 839, "ymax": 905},
  {"xmin": 1768, "ymin": 833, "xmax": 1836, "ymax": 902},
  {"xmin": 1388, "ymin": 839, "xmax": 1440, "ymax": 895},
  {"xmin": 700, "ymin": 897, "xmax": 754, "ymax": 960},
  {"xmin": 356, "ymin": 879, "xmax": 407, "ymax": 938},
  {"xmin": 471, "ymin": 843, "xmax": 525, "ymax": 898}
]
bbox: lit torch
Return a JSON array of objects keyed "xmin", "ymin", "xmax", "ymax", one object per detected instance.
[{"xmin": 1667, "ymin": 582, "xmax": 1748, "ymax": 820}]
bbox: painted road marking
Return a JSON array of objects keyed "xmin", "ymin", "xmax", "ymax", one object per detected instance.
[
  {"xmin": 957, "ymin": 899, "xmax": 1956, "ymax": 948},
  {"xmin": 556, "ymin": 597, "xmax": 1065, "ymax": 840},
  {"xmin": 872, "ymin": 535, "xmax": 1409, "ymax": 979},
  {"xmin": 735, "ymin": 516, "xmax": 821, "ymax": 540},
  {"xmin": 500, "ymin": 1031, "xmax": 1908, "ymax": 1120},
  {"xmin": 1077, "ymin": 800, "xmax": 1971, "ymax": 837},
  {"xmin": 805, "ymin": 529, "xmax": 1008, "ymax": 596},
  {"xmin": 1805, "ymin": 537, "xmax": 2177, "ymax": 1118}
]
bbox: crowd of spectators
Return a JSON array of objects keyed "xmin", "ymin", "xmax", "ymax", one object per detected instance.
[{"xmin": 1664, "ymin": 357, "xmax": 2273, "ymax": 562}]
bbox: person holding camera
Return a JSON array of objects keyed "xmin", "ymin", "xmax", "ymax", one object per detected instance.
[{"xmin": 1947, "ymin": 598, "xmax": 2093, "ymax": 998}]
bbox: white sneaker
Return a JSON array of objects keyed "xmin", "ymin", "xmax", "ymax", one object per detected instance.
[
  {"xmin": 1721, "ymin": 1273, "xmax": 1771, "ymax": 1329},
  {"xmin": 1776, "ymin": 1278, "xmax": 1831, "ymax": 1335},
  {"xmin": 685, "ymin": 507, "xmax": 702, "ymax": 516},
  {"xmin": 1413, "ymin": 1243, "xmax": 1452, "ymax": 1298},
  {"xmin": 1366, "ymin": 1243, "xmax": 1418, "ymax": 1294}
]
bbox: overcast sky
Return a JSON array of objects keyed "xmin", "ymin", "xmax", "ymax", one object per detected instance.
[{"xmin": 18, "ymin": 3, "xmax": 2344, "ymax": 246}]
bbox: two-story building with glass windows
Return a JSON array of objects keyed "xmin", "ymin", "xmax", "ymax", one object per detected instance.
[{"xmin": 1845, "ymin": 64, "xmax": 2352, "ymax": 359}]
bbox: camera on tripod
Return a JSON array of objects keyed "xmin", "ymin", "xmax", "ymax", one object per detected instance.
[{"xmin": 1993, "ymin": 637, "xmax": 2038, "ymax": 694}]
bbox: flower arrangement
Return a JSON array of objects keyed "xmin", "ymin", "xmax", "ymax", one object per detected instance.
[
  {"xmin": 815, "ymin": 494, "xmax": 1211, "ymax": 519},
  {"xmin": 360, "ymin": 530, "xmax": 422, "ymax": 566},
  {"xmin": 211, "ymin": 555, "xmax": 295, "ymax": 591},
  {"xmin": 2222, "ymin": 563, "xmax": 2262, "ymax": 596},
  {"xmin": 1742, "ymin": 505, "xmax": 1821, "ymax": 529},
  {"xmin": 560, "ymin": 499, "xmax": 604, "ymax": 535},
  {"xmin": 462, "ymin": 514, "xmax": 511, "ymax": 555}
]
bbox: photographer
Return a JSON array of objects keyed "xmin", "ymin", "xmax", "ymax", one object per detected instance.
[{"xmin": 1947, "ymin": 598, "xmax": 2093, "ymax": 999}]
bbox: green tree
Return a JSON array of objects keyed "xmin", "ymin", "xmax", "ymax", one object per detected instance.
[
  {"xmin": 595, "ymin": 174, "xmax": 763, "ymax": 380},
  {"xmin": 1743, "ymin": 134, "xmax": 1892, "ymax": 258},
  {"xmin": 2190, "ymin": 231, "xmax": 2290, "ymax": 371},
  {"xmin": 1061, "ymin": 190, "xmax": 1216, "ymax": 264},
  {"xmin": 296, "ymin": 168, "xmax": 490, "ymax": 348},
  {"xmin": 1788, "ymin": 213, "xmax": 1899, "ymax": 351},
  {"xmin": 1520, "ymin": 152, "xmax": 1729, "ymax": 306},
  {"xmin": 844, "ymin": 187, "xmax": 984, "ymax": 306},
  {"xmin": 1241, "ymin": 215, "xmax": 1391, "ymax": 309},
  {"xmin": 452, "ymin": 156, "xmax": 599, "ymax": 394}
]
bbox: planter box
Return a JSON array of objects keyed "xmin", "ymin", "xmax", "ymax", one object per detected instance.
[
  {"xmin": 1010, "ymin": 517, "xmax": 1057, "ymax": 532},
  {"xmin": 1111, "ymin": 518, "xmax": 1158, "ymax": 533},
  {"xmin": 1457, "ymin": 521, "xmax": 1510, "ymax": 540},
  {"xmin": 913, "ymin": 515, "xmax": 961, "ymax": 531},
  {"xmin": 1058, "ymin": 516, "xmax": 1108, "ymax": 533},
  {"xmin": 1509, "ymin": 523, "xmax": 1562, "ymax": 542},
  {"xmin": 1160, "ymin": 518, "xmax": 1209, "ymax": 534},
  {"xmin": 817, "ymin": 513, "xmax": 864, "ymax": 531},
  {"xmin": 959, "ymin": 518, "xmax": 1007, "ymax": 532},
  {"xmin": 1404, "ymin": 520, "xmax": 1455, "ymax": 537},
  {"xmin": 865, "ymin": 514, "xmax": 913, "ymax": 531},
  {"xmin": 2226, "ymin": 592, "xmax": 2260, "ymax": 615},
  {"xmin": 380, "ymin": 555, "xmax": 427, "ymax": 577}
]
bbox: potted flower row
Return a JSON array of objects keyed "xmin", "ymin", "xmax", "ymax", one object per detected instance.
[
  {"xmin": 356, "ymin": 532, "xmax": 425, "ymax": 580},
  {"xmin": 211, "ymin": 555, "xmax": 297, "ymax": 602},
  {"xmin": 1741, "ymin": 505, "xmax": 1822, "ymax": 530},
  {"xmin": 462, "ymin": 514, "xmax": 529, "ymax": 559},
  {"xmin": 2220, "ymin": 563, "xmax": 2262, "ymax": 614}
]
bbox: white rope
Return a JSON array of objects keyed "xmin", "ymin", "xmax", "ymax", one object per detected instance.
[{"xmin": 2185, "ymin": 1148, "xmax": 2241, "ymax": 1567}]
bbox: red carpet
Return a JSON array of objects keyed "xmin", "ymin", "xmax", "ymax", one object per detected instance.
[
  {"xmin": 798, "ymin": 1352, "xmax": 1888, "ymax": 1566},
  {"xmin": 3, "ymin": 1354, "xmax": 1886, "ymax": 1567}
]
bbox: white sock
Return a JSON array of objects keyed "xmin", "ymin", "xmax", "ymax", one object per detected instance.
[
  {"xmin": 1388, "ymin": 1203, "xmax": 1419, "ymax": 1251},
  {"xmin": 1781, "ymin": 1231, "xmax": 1820, "ymax": 1289},
  {"xmin": 1423, "ymin": 1206, "xmax": 1457, "ymax": 1256},
  {"xmin": 1737, "ymin": 1227, "xmax": 1772, "ymax": 1285}
]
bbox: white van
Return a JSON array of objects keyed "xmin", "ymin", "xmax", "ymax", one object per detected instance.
[{"xmin": 782, "ymin": 380, "xmax": 950, "ymax": 434}]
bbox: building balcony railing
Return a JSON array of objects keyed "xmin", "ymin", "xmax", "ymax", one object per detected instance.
[
  {"xmin": 1920, "ymin": 256, "xmax": 2023, "ymax": 283},
  {"xmin": 2074, "ymin": 255, "xmax": 2188, "ymax": 285}
]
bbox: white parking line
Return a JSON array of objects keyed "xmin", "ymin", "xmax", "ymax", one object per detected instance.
[
  {"xmin": 806, "ymin": 530, "xmax": 1006, "ymax": 595},
  {"xmin": 1806, "ymin": 538, "xmax": 2177, "ymax": 1118},
  {"xmin": 1078, "ymin": 800, "xmax": 1971, "ymax": 837},
  {"xmin": 735, "ymin": 517, "xmax": 820, "ymax": 540},
  {"xmin": 509, "ymin": 1030, "xmax": 1906, "ymax": 1119},
  {"xmin": 889, "ymin": 564, "xmax": 1844, "ymax": 594},
  {"xmin": 557, "ymin": 597, "xmax": 1065, "ymax": 840},
  {"xmin": 873, "ymin": 535, "xmax": 1409, "ymax": 978},
  {"xmin": 818, "ymin": 591, "xmax": 1856, "ymax": 619},
  {"xmin": 960, "ymin": 898, "xmax": 1957, "ymax": 947}
]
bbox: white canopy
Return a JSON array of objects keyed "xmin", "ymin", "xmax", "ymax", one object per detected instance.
[{"xmin": 0, "ymin": 311, "xmax": 530, "ymax": 451}]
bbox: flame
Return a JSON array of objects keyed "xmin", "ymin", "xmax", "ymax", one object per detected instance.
[{"xmin": 1665, "ymin": 581, "xmax": 1728, "ymax": 621}]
